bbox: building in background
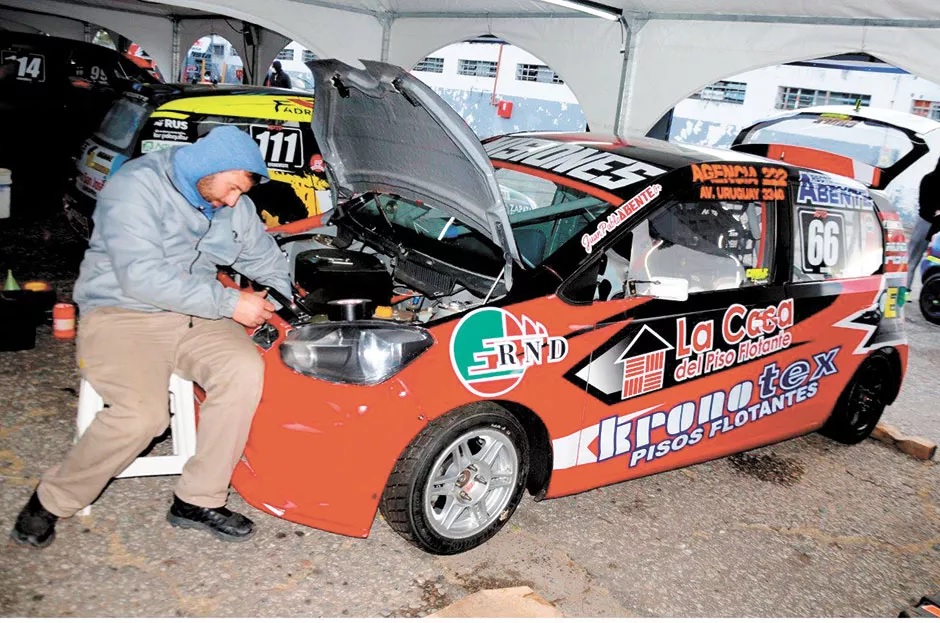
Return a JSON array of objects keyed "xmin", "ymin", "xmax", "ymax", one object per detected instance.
[
  {"xmin": 182, "ymin": 35, "xmax": 244, "ymax": 84},
  {"xmin": 669, "ymin": 54, "xmax": 940, "ymax": 224},
  {"xmin": 267, "ymin": 41, "xmax": 316, "ymax": 91},
  {"xmin": 190, "ymin": 35, "xmax": 940, "ymax": 222},
  {"xmin": 411, "ymin": 37, "xmax": 586, "ymax": 139},
  {"xmin": 669, "ymin": 55, "xmax": 940, "ymax": 149},
  {"xmin": 267, "ymin": 36, "xmax": 584, "ymax": 133}
]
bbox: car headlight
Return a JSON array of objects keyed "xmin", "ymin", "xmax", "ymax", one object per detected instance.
[{"xmin": 280, "ymin": 321, "xmax": 434, "ymax": 384}]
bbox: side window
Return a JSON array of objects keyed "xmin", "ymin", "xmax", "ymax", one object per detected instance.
[
  {"xmin": 67, "ymin": 47, "xmax": 116, "ymax": 87},
  {"xmin": 96, "ymin": 98, "xmax": 153, "ymax": 151},
  {"xmin": 791, "ymin": 172, "xmax": 882, "ymax": 281},
  {"xmin": 580, "ymin": 191, "xmax": 776, "ymax": 301}
]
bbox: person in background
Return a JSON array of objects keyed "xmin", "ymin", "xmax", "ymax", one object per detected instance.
[
  {"xmin": 908, "ymin": 158, "xmax": 940, "ymax": 289},
  {"xmin": 266, "ymin": 60, "xmax": 292, "ymax": 89},
  {"xmin": 10, "ymin": 126, "xmax": 290, "ymax": 548}
]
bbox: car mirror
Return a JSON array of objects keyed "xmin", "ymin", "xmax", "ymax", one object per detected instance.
[{"xmin": 627, "ymin": 276, "xmax": 689, "ymax": 302}]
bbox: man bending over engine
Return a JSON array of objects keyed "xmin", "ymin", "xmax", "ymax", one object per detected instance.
[{"xmin": 11, "ymin": 126, "xmax": 291, "ymax": 547}]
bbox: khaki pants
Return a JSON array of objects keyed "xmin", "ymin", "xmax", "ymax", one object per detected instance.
[{"xmin": 37, "ymin": 307, "xmax": 264, "ymax": 517}]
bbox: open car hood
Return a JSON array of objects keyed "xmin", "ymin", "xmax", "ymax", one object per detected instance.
[
  {"xmin": 308, "ymin": 59, "xmax": 520, "ymax": 287},
  {"xmin": 731, "ymin": 106, "xmax": 937, "ymax": 190}
]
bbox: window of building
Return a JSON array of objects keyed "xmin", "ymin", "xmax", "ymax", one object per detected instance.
[
  {"xmin": 515, "ymin": 63, "xmax": 564, "ymax": 84},
  {"xmin": 302, "ymin": 50, "xmax": 316, "ymax": 63},
  {"xmin": 912, "ymin": 99, "xmax": 940, "ymax": 120},
  {"xmin": 413, "ymin": 57, "xmax": 444, "ymax": 73},
  {"xmin": 276, "ymin": 48, "xmax": 294, "ymax": 61},
  {"xmin": 776, "ymin": 86, "xmax": 871, "ymax": 110},
  {"xmin": 457, "ymin": 59, "xmax": 498, "ymax": 78},
  {"xmin": 690, "ymin": 80, "xmax": 747, "ymax": 104}
]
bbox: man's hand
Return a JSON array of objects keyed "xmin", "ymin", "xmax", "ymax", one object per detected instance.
[{"xmin": 232, "ymin": 289, "xmax": 275, "ymax": 328}]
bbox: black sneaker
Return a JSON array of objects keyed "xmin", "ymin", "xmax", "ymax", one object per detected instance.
[
  {"xmin": 166, "ymin": 495, "xmax": 254, "ymax": 542},
  {"xmin": 10, "ymin": 491, "xmax": 58, "ymax": 549}
]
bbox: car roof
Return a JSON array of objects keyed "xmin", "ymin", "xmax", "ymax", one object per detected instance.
[
  {"xmin": 124, "ymin": 82, "xmax": 312, "ymax": 106},
  {"xmin": 0, "ymin": 31, "xmax": 113, "ymax": 53},
  {"xmin": 757, "ymin": 105, "xmax": 940, "ymax": 136},
  {"xmin": 485, "ymin": 132, "xmax": 787, "ymax": 200}
]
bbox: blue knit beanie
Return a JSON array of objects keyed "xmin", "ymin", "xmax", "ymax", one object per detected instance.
[{"xmin": 171, "ymin": 125, "xmax": 269, "ymax": 216}]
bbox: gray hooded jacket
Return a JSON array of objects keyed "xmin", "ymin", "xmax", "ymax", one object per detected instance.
[{"xmin": 73, "ymin": 141, "xmax": 291, "ymax": 318}]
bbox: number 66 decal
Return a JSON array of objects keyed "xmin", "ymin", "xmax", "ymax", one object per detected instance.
[{"xmin": 799, "ymin": 209, "xmax": 844, "ymax": 273}]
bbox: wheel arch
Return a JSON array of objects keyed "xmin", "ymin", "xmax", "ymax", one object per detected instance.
[
  {"xmin": 493, "ymin": 400, "xmax": 553, "ymax": 501},
  {"xmin": 922, "ymin": 264, "xmax": 940, "ymax": 283},
  {"xmin": 875, "ymin": 346, "xmax": 904, "ymax": 405}
]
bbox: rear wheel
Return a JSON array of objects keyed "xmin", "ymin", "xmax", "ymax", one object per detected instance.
[
  {"xmin": 919, "ymin": 274, "xmax": 940, "ymax": 325},
  {"xmin": 379, "ymin": 403, "xmax": 529, "ymax": 555},
  {"xmin": 820, "ymin": 352, "xmax": 894, "ymax": 444}
]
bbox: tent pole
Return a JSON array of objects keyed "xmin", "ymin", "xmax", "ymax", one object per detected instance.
[
  {"xmin": 613, "ymin": 15, "xmax": 633, "ymax": 136},
  {"xmin": 170, "ymin": 17, "xmax": 180, "ymax": 83},
  {"xmin": 380, "ymin": 14, "xmax": 393, "ymax": 62}
]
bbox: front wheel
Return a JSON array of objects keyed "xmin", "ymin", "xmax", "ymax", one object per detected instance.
[
  {"xmin": 379, "ymin": 403, "xmax": 529, "ymax": 555},
  {"xmin": 919, "ymin": 274, "xmax": 940, "ymax": 325},
  {"xmin": 820, "ymin": 352, "xmax": 894, "ymax": 444}
]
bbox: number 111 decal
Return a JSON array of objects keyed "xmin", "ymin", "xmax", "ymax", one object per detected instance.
[{"xmin": 250, "ymin": 125, "xmax": 303, "ymax": 170}]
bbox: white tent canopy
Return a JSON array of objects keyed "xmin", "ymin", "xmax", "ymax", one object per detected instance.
[{"xmin": 4, "ymin": 0, "xmax": 940, "ymax": 136}]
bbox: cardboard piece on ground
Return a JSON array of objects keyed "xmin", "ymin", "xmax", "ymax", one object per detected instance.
[
  {"xmin": 427, "ymin": 585, "xmax": 562, "ymax": 618},
  {"xmin": 872, "ymin": 423, "xmax": 937, "ymax": 461}
]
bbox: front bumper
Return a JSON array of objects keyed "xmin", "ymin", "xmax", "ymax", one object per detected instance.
[{"xmin": 231, "ymin": 350, "xmax": 435, "ymax": 538}]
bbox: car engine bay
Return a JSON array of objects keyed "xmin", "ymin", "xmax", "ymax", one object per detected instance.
[{"xmin": 280, "ymin": 231, "xmax": 496, "ymax": 325}]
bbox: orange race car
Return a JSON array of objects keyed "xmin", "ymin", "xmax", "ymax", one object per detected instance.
[{"xmin": 226, "ymin": 60, "xmax": 909, "ymax": 555}]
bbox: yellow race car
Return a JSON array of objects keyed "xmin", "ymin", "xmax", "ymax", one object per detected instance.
[{"xmin": 64, "ymin": 82, "xmax": 330, "ymax": 237}]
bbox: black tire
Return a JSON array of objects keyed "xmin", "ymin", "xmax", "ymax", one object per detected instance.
[
  {"xmin": 820, "ymin": 352, "xmax": 894, "ymax": 444},
  {"xmin": 379, "ymin": 403, "xmax": 529, "ymax": 555},
  {"xmin": 919, "ymin": 274, "xmax": 940, "ymax": 325}
]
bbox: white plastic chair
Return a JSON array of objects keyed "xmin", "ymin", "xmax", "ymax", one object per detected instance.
[{"xmin": 75, "ymin": 373, "xmax": 197, "ymax": 513}]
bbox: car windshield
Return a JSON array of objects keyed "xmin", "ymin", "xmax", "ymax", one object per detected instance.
[
  {"xmin": 740, "ymin": 114, "xmax": 914, "ymax": 168},
  {"xmin": 286, "ymin": 71, "xmax": 315, "ymax": 92},
  {"xmin": 347, "ymin": 164, "xmax": 614, "ymax": 269},
  {"xmin": 94, "ymin": 98, "xmax": 151, "ymax": 150}
]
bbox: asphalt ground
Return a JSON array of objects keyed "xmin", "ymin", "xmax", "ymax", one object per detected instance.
[{"xmin": 0, "ymin": 212, "xmax": 938, "ymax": 617}]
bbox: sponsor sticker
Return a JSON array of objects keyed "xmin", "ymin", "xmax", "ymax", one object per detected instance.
[
  {"xmin": 746, "ymin": 267, "xmax": 770, "ymax": 283},
  {"xmin": 309, "ymin": 154, "xmax": 326, "ymax": 173},
  {"xmin": 450, "ymin": 307, "xmax": 568, "ymax": 397},
  {"xmin": 485, "ymin": 136, "xmax": 667, "ymax": 191},
  {"xmin": 141, "ymin": 139, "xmax": 184, "ymax": 153},
  {"xmin": 693, "ymin": 163, "xmax": 787, "ymax": 202},
  {"xmin": 797, "ymin": 171, "xmax": 873, "ymax": 210},
  {"xmin": 553, "ymin": 345, "xmax": 839, "ymax": 470},
  {"xmin": 581, "ymin": 184, "xmax": 662, "ymax": 253},
  {"xmin": 573, "ymin": 299, "xmax": 795, "ymax": 403}
]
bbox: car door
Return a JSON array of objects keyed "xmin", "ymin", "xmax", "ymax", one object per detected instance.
[
  {"xmin": 782, "ymin": 170, "xmax": 900, "ymax": 428},
  {"xmin": 550, "ymin": 165, "xmax": 814, "ymax": 496}
]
